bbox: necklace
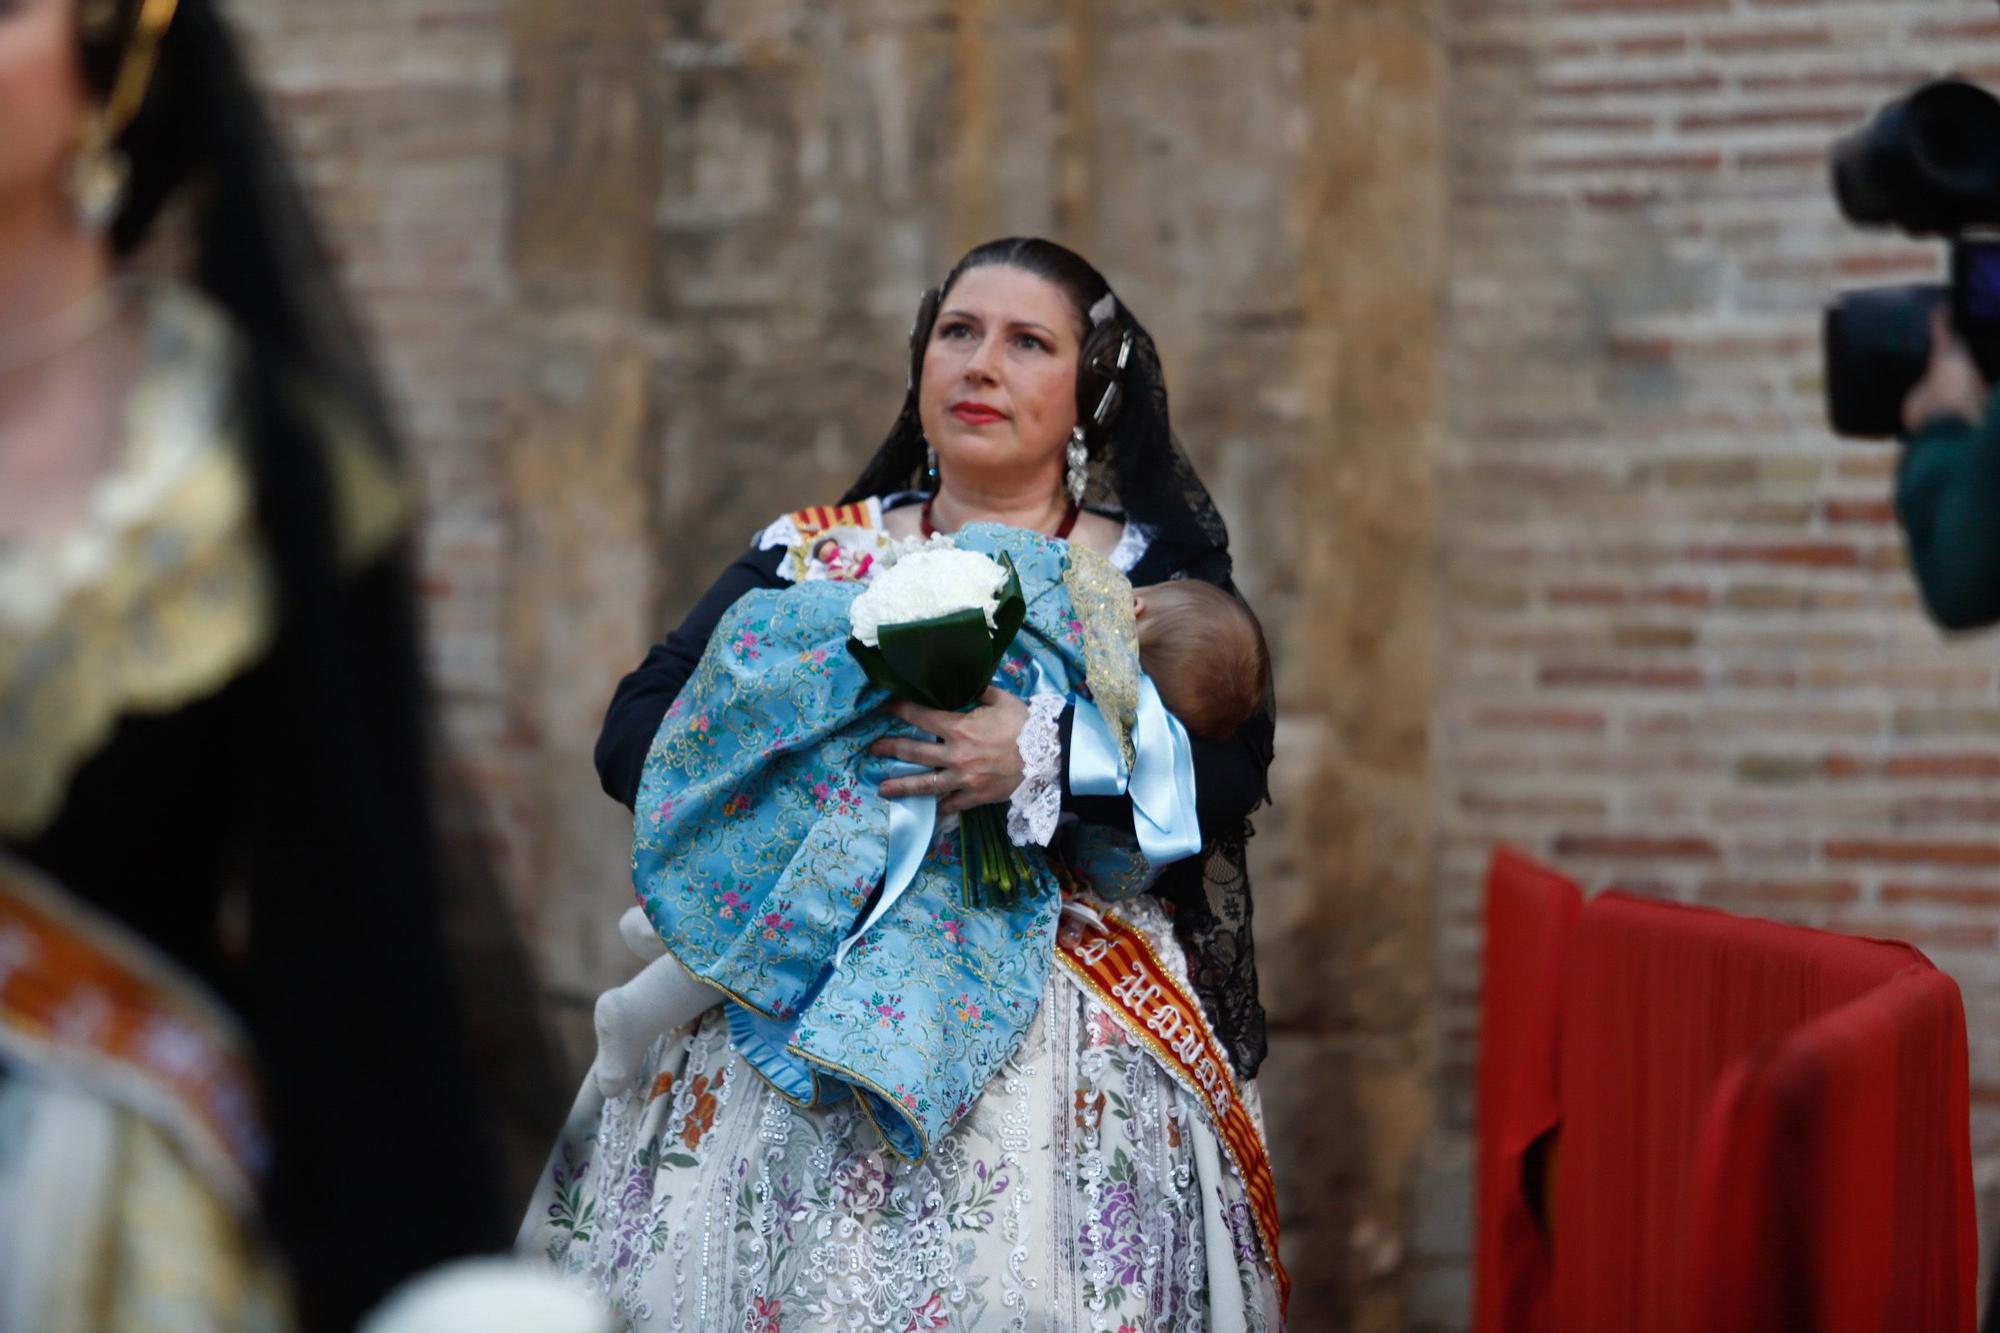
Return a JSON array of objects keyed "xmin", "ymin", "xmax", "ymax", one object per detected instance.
[
  {"xmin": 921, "ymin": 496, "xmax": 1079, "ymax": 540},
  {"xmin": 0, "ymin": 279, "xmax": 136, "ymax": 379}
]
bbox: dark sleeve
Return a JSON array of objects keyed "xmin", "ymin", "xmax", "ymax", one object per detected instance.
[
  {"xmin": 595, "ymin": 543, "xmax": 787, "ymax": 807},
  {"xmin": 1898, "ymin": 393, "xmax": 2000, "ymax": 631}
]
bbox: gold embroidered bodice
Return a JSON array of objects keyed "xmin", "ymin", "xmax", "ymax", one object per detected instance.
[{"xmin": 0, "ymin": 284, "xmax": 406, "ymax": 840}]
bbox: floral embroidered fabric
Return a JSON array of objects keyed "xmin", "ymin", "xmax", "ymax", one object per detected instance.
[
  {"xmin": 755, "ymin": 500, "xmax": 891, "ymax": 586},
  {"xmin": 630, "ymin": 525, "xmax": 1145, "ymax": 1161},
  {"xmin": 521, "ymin": 894, "xmax": 1281, "ymax": 1332}
]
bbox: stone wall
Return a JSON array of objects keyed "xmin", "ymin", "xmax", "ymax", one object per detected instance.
[
  {"xmin": 234, "ymin": 3, "xmax": 1441, "ymax": 1325},
  {"xmin": 225, "ymin": 0, "xmax": 2000, "ymax": 1325}
]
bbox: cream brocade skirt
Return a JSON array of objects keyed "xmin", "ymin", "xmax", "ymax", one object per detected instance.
[{"xmin": 520, "ymin": 897, "xmax": 1285, "ymax": 1332}]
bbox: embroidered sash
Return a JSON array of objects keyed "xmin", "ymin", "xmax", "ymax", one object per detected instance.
[
  {"xmin": 0, "ymin": 855, "xmax": 267, "ymax": 1210},
  {"xmin": 1055, "ymin": 905, "xmax": 1292, "ymax": 1313}
]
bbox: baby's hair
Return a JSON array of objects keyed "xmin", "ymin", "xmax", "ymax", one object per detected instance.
[{"xmin": 1135, "ymin": 579, "xmax": 1271, "ymax": 739}]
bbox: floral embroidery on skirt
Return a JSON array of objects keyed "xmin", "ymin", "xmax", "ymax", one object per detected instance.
[{"xmin": 521, "ymin": 916, "xmax": 1283, "ymax": 1332}]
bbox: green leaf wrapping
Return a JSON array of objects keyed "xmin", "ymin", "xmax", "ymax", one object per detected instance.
[
  {"xmin": 845, "ymin": 553, "xmax": 1026, "ymax": 711},
  {"xmin": 877, "ymin": 606, "xmax": 997, "ymax": 709}
]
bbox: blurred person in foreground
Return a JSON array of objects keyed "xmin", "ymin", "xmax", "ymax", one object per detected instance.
[{"xmin": 0, "ymin": 0, "xmax": 556, "ymax": 1327}]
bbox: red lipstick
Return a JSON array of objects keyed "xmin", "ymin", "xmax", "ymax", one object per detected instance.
[{"xmin": 950, "ymin": 402, "xmax": 1007, "ymax": 425}]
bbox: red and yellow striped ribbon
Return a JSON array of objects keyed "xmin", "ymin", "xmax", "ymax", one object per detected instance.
[
  {"xmin": 789, "ymin": 503, "xmax": 876, "ymax": 540},
  {"xmin": 1056, "ymin": 906, "xmax": 1291, "ymax": 1313}
]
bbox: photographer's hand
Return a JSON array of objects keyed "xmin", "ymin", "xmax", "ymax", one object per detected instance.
[
  {"xmin": 1902, "ymin": 309, "xmax": 1989, "ymax": 433},
  {"xmin": 1895, "ymin": 309, "xmax": 2000, "ymax": 631}
]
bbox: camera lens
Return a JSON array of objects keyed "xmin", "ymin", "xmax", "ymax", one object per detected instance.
[
  {"xmin": 1909, "ymin": 83, "xmax": 2000, "ymax": 218},
  {"xmin": 1831, "ymin": 81, "xmax": 2000, "ymax": 232}
]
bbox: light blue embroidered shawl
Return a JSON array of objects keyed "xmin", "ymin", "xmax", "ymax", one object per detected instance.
[{"xmin": 632, "ymin": 525, "xmax": 1146, "ymax": 1160}]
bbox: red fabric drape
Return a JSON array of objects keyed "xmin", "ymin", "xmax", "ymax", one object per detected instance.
[
  {"xmin": 1551, "ymin": 893, "xmax": 1935, "ymax": 1333},
  {"xmin": 1688, "ymin": 967, "xmax": 1976, "ymax": 1333},
  {"xmin": 1474, "ymin": 848, "xmax": 1582, "ymax": 1333}
]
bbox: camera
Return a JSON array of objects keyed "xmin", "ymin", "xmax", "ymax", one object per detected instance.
[{"xmin": 1823, "ymin": 79, "xmax": 2000, "ymax": 439}]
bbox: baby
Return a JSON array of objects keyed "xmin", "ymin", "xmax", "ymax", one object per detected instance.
[
  {"xmin": 594, "ymin": 526, "xmax": 1267, "ymax": 1159},
  {"xmin": 1129, "ymin": 577, "xmax": 1270, "ymax": 741}
]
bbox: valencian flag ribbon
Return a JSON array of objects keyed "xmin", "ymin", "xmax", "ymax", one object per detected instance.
[
  {"xmin": 1055, "ymin": 904, "xmax": 1292, "ymax": 1314},
  {"xmin": 788, "ymin": 502, "xmax": 876, "ymax": 541}
]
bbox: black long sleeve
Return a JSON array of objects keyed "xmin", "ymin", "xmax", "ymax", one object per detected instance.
[
  {"xmin": 595, "ymin": 539, "xmax": 1276, "ymax": 842},
  {"xmin": 1186, "ymin": 708, "xmax": 1276, "ymax": 835},
  {"xmin": 595, "ymin": 543, "xmax": 789, "ymax": 808}
]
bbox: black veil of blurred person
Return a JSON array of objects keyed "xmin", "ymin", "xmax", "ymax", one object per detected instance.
[{"xmin": 0, "ymin": 0, "xmax": 558, "ymax": 1328}]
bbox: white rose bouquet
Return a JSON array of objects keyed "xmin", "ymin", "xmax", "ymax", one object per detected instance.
[{"xmin": 847, "ymin": 541, "xmax": 1033, "ymax": 906}]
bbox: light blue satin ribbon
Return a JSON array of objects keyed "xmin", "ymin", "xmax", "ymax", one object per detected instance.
[
  {"xmin": 1070, "ymin": 673, "xmax": 1204, "ymax": 867},
  {"xmin": 835, "ymin": 666, "xmax": 1203, "ymax": 966},
  {"xmin": 835, "ymin": 756, "xmax": 935, "ymax": 968}
]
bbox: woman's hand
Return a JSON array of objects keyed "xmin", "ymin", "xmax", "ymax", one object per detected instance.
[
  {"xmin": 1903, "ymin": 308, "xmax": 1990, "ymax": 435},
  {"xmin": 872, "ymin": 687, "xmax": 1029, "ymax": 814}
]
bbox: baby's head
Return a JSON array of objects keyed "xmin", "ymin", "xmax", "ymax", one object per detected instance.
[{"xmin": 1133, "ymin": 579, "xmax": 1270, "ymax": 739}]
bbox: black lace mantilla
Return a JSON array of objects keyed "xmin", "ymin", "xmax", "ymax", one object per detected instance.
[
  {"xmin": 1158, "ymin": 827, "xmax": 1266, "ymax": 1079},
  {"xmin": 841, "ymin": 253, "xmax": 1269, "ymax": 1078}
]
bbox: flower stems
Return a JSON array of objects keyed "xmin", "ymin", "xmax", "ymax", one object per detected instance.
[{"xmin": 959, "ymin": 806, "xmax": 1035, "ymax": 909}]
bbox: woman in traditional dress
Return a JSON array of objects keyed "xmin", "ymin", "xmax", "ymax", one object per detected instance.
[
  {"xmin": 525, "ymin": 237, "xmax": 1286, "ymax": 1330},
  {"xmin": 0, "ymin": 1, "xmax": 554, "ymax": 1327}
]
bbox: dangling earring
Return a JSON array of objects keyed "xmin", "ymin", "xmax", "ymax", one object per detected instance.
[
  {"xmin": 925, "ymin": 442, "xmax": 939, "ymax": 488},
  {"xmin": 66, "ymin": 117, "xmax": 128, "ymax": 233},
  {"xmin": 1065, "ymin": 427, "xmax": 1088, "ymax": 505},
  {"xmin": 64, "ymin": 0, "xmax": 176, "ymax": 234}
]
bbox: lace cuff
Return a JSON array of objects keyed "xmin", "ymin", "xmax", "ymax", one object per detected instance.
[{"xmin": 1007, "ymin": 692, "xmax": 1066, "ymax": 847}]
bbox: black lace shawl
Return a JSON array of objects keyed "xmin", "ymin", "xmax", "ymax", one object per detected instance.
[{"xmin": 840, "ymin": 302, "xmax": 1272, "ymax": 1079}]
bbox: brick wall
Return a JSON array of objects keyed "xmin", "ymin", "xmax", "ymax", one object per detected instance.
[{"xmin": 1437, "ymin": 0, "xmax": 2000, "ymax": 1321}]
